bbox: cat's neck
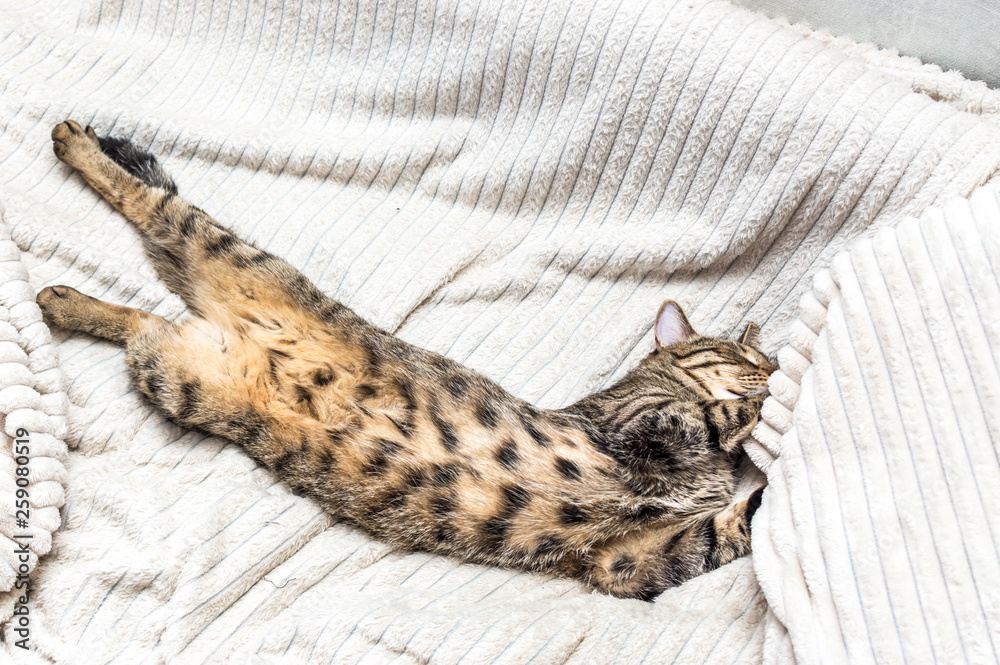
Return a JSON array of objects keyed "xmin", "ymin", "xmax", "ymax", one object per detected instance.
[
  {"xmin": 559, "ymin": 359, "xmax": 691, "ymax": 435},
  {"xmin": 559, "ymin": 364, "xmax": 653, "ymax": 433}
]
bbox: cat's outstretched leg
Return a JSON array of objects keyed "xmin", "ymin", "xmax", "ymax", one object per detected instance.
[
  {"xmin": 36, "ymin": 283, "xmax": 303, "ymax": 469},
  {"xmin": 585, "ymin": 487, "xmax": 763, "ymax": 600},
  {"xmin": 51, "ymin": 120, "xmax": 333, "ymax": 320},
  {"xmin": 37, "ymin": 285, "xmax": 167, "ymax": 345}
]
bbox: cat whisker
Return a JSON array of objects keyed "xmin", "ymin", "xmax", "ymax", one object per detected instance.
[
  {"xmin": 674, "ymin": 377, "xmax": 747, "ymax": 396},
  {"xmin": 673, "ymin": 377, "xmax": 770, "ymax": 399},
  {"xmin": 674, "ymin": 378, "xmax": 714, "ymax": 391}
]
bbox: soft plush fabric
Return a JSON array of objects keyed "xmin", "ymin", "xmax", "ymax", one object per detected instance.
[
  {"xmin": 753, "ymin": 188, "xmax": 1000, "ymax": 665},
  {"xmin": 0, "ymin": 0, "xmax": 998, "ymax": 662}
]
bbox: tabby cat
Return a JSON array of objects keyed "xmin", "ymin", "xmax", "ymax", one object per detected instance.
[{"xmin": 38, "ymin": 120, "xmax": 775, "ymax": 600}]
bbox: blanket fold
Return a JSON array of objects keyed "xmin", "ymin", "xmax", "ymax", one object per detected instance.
[
  {"xmin": 755, "ymin": 186, "xmax": 1000, "ymax": 664},
  {"xmin": 0, "ymin": 214, "xmax": 68, "ymax": 627}
]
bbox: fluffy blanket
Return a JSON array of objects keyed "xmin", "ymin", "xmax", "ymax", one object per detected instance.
[{"xmin": 0, "ymin": 0, "xmax": 998, "ymax": 662}]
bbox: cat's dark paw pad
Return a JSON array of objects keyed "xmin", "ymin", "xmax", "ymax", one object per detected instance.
[
  {"xmin": 51, "ymin": 120, "xmax": 101, "ymax": 166},
  {"xmin": 744, "ymin": 487, "xmax": 764, "ymax": 522}
]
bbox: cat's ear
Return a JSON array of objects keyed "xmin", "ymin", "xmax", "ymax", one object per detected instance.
[
  {"xmin": 739, "ymin": 322, "xmax": 760, "ymax": 348},
  {"xmin": 654, "ymin": 300, "xmax": 697, "ymax": 348}
]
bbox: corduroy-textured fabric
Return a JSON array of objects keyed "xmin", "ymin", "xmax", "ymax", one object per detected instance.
[{"xmin": 0, "ymin": 0, "xmax": 999, "ymax": 662}]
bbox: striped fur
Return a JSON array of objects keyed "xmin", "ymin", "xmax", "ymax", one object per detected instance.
[{"xmin": 38, "ymin": 121, "xmax": 775, "ymax": 600}]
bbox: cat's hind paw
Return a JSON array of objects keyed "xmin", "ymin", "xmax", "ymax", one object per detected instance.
[
  {"xmin": 37, "ymin": 285, "xmax": 156, "ymax": 345},
  {"xmin": 51, "ymin": 120, "xmax": 101, "ymax": 169},
  {"xmin": 37, "ymin": 285, "xmax": 86, "ymax": 330}
]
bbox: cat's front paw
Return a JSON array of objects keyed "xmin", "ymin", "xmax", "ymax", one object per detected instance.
[
  {"xmin": 721, "ymin": 392, "xmax": 768, "ymax": 450},
  {"xmin": 51, "ymin": 120, "xmax": 101, "ymax": 169},
  {"xmin": 742, "ymin": 391, "xmax": 767, "ymax": 411}
]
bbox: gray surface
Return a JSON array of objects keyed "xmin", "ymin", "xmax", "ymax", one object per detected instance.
[{"xmin": 731, "ymin": 0, "xmax": 1000, "ymax": 87}]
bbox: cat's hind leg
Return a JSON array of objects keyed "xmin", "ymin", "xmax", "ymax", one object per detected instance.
[
  {"xmin": 37, "ymin": 285, "xmax": 168, "ymax": 345},
  {"xmin": 585, "ymin": 487, "xmax": 763, "ymax": 600},
  {"xmin": 51, "ymin": 120, "xmax": 331, "ymax": 320},
  {"xmin": 36, "ymin": 283, "xmax": 272, "ymax": 438}
]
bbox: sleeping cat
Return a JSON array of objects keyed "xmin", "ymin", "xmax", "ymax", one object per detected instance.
[{"xmin": 38, "ymin": 120, "xmax": 775, "ymax": 600}]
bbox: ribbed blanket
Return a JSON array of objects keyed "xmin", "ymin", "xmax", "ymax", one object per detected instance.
[{"xmin": 0, "ymin": 0, "xmax": 998, "ymax": 662}]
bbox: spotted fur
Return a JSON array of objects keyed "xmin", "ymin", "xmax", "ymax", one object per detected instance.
[{"xmin": 38, "ymin": 121, "xmax": 776, "ymax": 600}]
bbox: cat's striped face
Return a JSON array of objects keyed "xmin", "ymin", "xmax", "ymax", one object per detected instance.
[
  {"xmin": 650, "ymin": 300, "xmax": 776, "ymax": 401},
  {"xmin": 665, "ymin": 339, "xmax": 775, "ymax": 400}
]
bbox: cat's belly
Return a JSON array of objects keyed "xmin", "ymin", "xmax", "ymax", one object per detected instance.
[{"xmin": 126, "ymin": 309, "xmax": 744, "ymax": 599}]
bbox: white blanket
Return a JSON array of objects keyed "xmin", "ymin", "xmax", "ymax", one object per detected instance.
[{"xmin": 0, "ymin": 0, "xmax": 998, "ymax": 662}]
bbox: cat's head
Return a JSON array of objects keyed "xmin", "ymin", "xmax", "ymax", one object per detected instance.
[{"xmin": 644, "ymin": 300, "xmax": 776, "ymax": 400}]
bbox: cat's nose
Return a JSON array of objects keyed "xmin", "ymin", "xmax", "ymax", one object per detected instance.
[{"xmin": 761, "ymin": 360, "xmax": 777, "ymax": 376}]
